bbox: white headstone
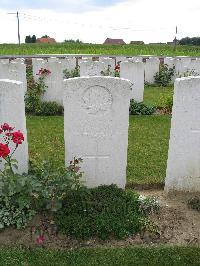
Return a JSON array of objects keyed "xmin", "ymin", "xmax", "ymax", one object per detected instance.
[
  {"xmin": 188, "ymin": 59, "xmax": 200, "ymax": 76},
  {"xmin": 32, "ymin": 58, "xmax": 47, "ymax": 76},
  {"xmin": 120, "ymin": 61, "xmax": 144, "ymax": 101},
  {"xmin": 144, "ymin": 57, "xmax": 160, "ymax": 84},
  {"xmin": 0, "ymin": 79, "xmax": 28, "ymax": 174},
  {"xmin": 32, "ymin": 59, "xmax": 63, "ymax": 105},
  {"xmin": 127, "ymin": 57, "xmax": 143, "ymax": 63},
  {"xmin": 63, "ymin": 76, "xmax": 131, "ymax": 188},
  {"xmin": 10, "ymin": 62, "xmax": 27, "ymax": 93},
  {"xmin": 12, "ymin": 58, "xmax": 25, "ymax": 63},
  {"xmin": 61, "ymin": 58, "xmax": 76, "ymax": 71},
  {"xmin": 48, "ymin": 57, "xmax": 59, "ymax": 62},
  {"xmin": 175, "ymin": 58, "xmax": 191, "ymax": 78},
  {"xmin": 80, "ymin": 61, "xmax": 106, "ymax": 77},
  {"xmin": 116, "ymin": 56, "xmax": 127, "ymax": 64},
  {"xmin": 78, "ymin": 57, "xmax": 93, "ymax": 65},
  {"xmin": 0, "ymin": 59, "xmax": 9, "ymax": 64},
  {"xmin": 99, "ymin": 57, "xmax": 115, "ymax": 69},
  {"xmin": 0, "ymin": 62, "xmax": 27, "ymax": 93},
  {"xmin": 164, "ymin": 57, "xmax": 176, "ymax": 69},
  {"xmin": 165, "ymin": 76, "xmax": 200, "ymax": 192}
]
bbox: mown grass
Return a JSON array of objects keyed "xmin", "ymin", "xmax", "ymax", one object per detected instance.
[
  {"xmin": 127, "ymin": 115, "xmax": 171, "ymax": 184},
  {"xmin": 27, "ymin": 114, "xmax": 171, "ymax": 185},
  {"xmin": 1, "ymin": 43, "xmax": 200, "ymax": 56},
  {"xmin": 143, "ymin": 85, "xmax": 173, "ymax": 107},
  {"xmin": 0, "ymin": 246, "xmax": 200, "ymax": 266}
]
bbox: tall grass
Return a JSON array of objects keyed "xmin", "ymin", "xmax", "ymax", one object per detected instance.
[{"xmin": 1, "ymin": 43, "xmax": 200, "ymax": 56}]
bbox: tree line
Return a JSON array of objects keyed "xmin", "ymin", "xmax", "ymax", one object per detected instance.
[{"xmin": 179, "ymin": 37, "xmax": 200, "ymax": 46}]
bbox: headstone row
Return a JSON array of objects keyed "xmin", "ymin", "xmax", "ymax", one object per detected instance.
[
  {"xmin": 0, "ymin": 61, "xmax": 27, "ymax": 93},
  {"xmin": 0, "ymin": 77, "xmax": 131, "ymax": 189},
  {"xmin": 1, "ymin": 75, "xmax": 200, "ymax": 192}
]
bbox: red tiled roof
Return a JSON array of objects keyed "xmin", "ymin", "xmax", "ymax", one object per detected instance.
[{"xmin": 36, "ymin": 38, "xmax": 56, "ymax": 43}]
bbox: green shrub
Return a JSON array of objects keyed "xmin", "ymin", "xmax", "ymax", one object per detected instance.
[
  {"xmin": 100, "ymin": 64, "xmax": 120, "ymax": 77},
  {"xmin": 55, "ymin": 185, "xmax": 150, "ymax": 240},
  {"xmin": 36, "ymin": 101, "xmax": 63, "ymax": 116},
  {"xmin": 129, "ymin": 100, "xmax": 155, "ymax": 115},
  {"xmin": 138, "ymin": 195, "xmax": 160, "ymax": 215},
  {"xmin": 63, "ymin": 67, "xmax": 80, "ymax": 79},
  {"xmin": 25, "ymin": 78, "xmax": 46, "ymax": 114},
  {"xmin": 0, "ymin": 174, "xmax": 40, "ymax": 229},
  {"xmin": 188, "ymin": 197, "xmax": 200, "ymax": 212},
  {"xmin": 154, "ymin": 64, "xmax": 175, "ymax": 87},
  {"xmin": 159, "ymin": 94, "xmax": 173, "ymax": 112},
  {"xmin": 25, "ymin": 67, "xmax": 63, "ymax": 116},
  {"xmin": 0, "ymin": 158, "xmax": 83, "ymax": 230}
]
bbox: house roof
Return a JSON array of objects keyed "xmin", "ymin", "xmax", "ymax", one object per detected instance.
[
  {"xmin": 36, "ymin": 37, "xmax": 56, "ymax": 43},
  {"xmin": 103, "ymin": 38, "xmax": 126, "ymax": 45}
]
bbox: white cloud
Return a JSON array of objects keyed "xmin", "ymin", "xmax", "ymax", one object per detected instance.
[{"xmin": 0, "ymin": 0, "xmax": 200, "ymax": 44}]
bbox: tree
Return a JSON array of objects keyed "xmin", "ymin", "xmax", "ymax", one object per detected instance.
[
  {"xmin": 179, "ymin": 36, "xmax": 200, "ymax": 46},
  {"xmin": 31, "ymin": 35, "xmax": 36, "ymax": 43},
  {"xmin": 25, "ymin": 35, "xmax": 37, "ymax": 43},
  {"xmin": 41, "ymin": 35, "xmax": 50, "ymax": 38},
  {"xmin": 25, "ymin": 35, "xmax": 32, "ymax": 43},
  {"xmin": 63, "ymin": 39, "xmax": 83, "ymax": 44}
]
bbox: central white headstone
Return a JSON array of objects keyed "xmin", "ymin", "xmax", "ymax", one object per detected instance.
[
  {"xmin": 0, "ymin": 79, "xmax": 28, "ymax": 174},
  {"xmin": 165, "ymin": 76, "xmax": 200, "ymax": 192},
  {"xmin": 144, "ymin": 57, "xmax": 160, "ymax": 84},
  {"xmin": 80, "ymin": 61, "xmax": 106, "ymax": 77},
  {"xmin": 99, "ymin": 57, "xmax": 115, "ymax": 70},
  {"xmin": 63, "ymin": 76, "xmax": 131, "ymax": 188},
  {"xmin": 32, "ymin": 59, "xmax": 63, "ymax": 105},
  {"xmin": 120, "ymin": 61, "xmax": 144, "ymax": 101}
]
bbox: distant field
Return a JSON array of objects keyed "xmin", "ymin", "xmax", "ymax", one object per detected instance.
[{"xmin": 1, "ymin": 43, "xmax": 200, "ymax": 56}]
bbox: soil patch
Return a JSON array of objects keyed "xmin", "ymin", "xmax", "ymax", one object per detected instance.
[{"xmin": 0, "ymin": 190, "xmax": 199, "ymax": 249}]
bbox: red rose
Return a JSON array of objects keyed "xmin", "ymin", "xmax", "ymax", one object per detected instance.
[
  {"xmin": 1, "ymin": 123, "xmax": 14, "ymax": 131},
  {"xmin": 115, "ymin": 64, "xmax": 120, "ymax": 71},
  {"xmin": 6, "ymin": 132, "xmax": 12, "ymax": 137},
  {"xmin": 12, "ymin": 131, "xmax": 24, "ymax": 145},
  {"xmin": 0, "ymin": 143, "xmax": 10, "ymax": 158},
  {"xmin": 0, "ymin": 128, "xmax": 2, "ymax": 134},
  {"xmin": 36, "ymin": 235, "xmax": 45, "ymax": 245},
  {"xmin": 37, "ymin": 68, "xmax": 51, "ymax": 76}
]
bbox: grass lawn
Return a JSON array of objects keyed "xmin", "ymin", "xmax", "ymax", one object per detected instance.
[
  {"xmin": 143, "ymin": 85, "xmax": 173, "ymax": 107},
  {"xmin": 0, "ymin": 246, "xmax": 200, "ymax": 266},
  {"xmin": 27, "ymin": 115, "xmax": 171, "ymax": 185}
]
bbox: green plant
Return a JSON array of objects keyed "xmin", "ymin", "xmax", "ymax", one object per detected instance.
[
  {"xmin": 0, "ymin": 174, "xmax": 40, "ymax": 229},
  {"xmin": 25, "ymin": 68, "xmax": 63, "ymax": 116},
  {"xmin": 25, "ymin": 68, "xmax": 49, "ymax": 114},
  {"xmin": 100, "ymin": 64, "xmax": 120, "ymax": 77},
  {"xmin": 63, "ymin": 66, "xmax": 80, "ymax": 79},
  {"xmin": 177, "ymin": 69, "xmax": 199, "ymax": 78},
  {"xmin": 129, "ymin": 100, "xmax": 155, "ymax": 115},
  {"xmin": 138, "ymin": 195, "xmax": 160, "ymax": 215},
  {"xmin": 36, "ymin": 101, "xmax": 63, "ymax": 116},
  {"xmin": 28, "ymin": 158, "xmax": 84, "ymax": 244},
  {"xmin": 0, "ymin": 158, "xmax": 84, "ymax": 230},
  {"xmin": 29, "ymin": 157, "xmax": 84, "ymax": 212},
  {"xmin": 188, "ymin": 197, "xmax": 200, "ymax": 212},
  {"xmin": 0, "ymin": 121, "xmax": 83, "ymax": 230},
  {"xmin": 154, "ymin": 64, "xmax": 175, "ymax": 87},
  {"xmin": 55, "ymin": 184, "xmax": 153, "ymax": 240},
  {"xmin": 159, "ymin": 94, "xmax": 173, "ymax": 112}
]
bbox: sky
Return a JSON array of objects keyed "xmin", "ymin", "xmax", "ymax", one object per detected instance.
[{"xmin": 0, "ymin": 0, "xmax": 200, "ymax": 44}]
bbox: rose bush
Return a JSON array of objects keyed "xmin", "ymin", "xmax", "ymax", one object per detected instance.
[{"xmin": 0, "ymin": 123, "xmax": 24, "ymax": 175}]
